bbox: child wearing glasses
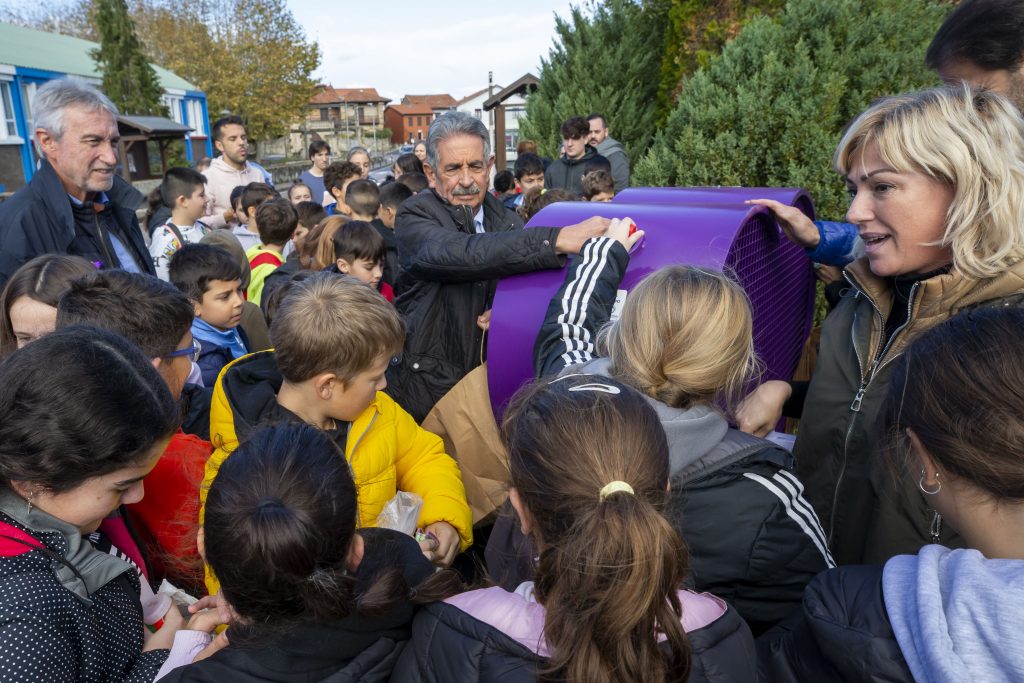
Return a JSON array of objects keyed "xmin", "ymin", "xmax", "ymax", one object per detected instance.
[{"xmin": 170, "ymin": 244, "xmax": 249, "ymax": 388}]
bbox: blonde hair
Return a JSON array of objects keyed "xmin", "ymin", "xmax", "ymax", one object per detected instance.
[
  {"xmin": 270, "ymin": 273, "xmax": 404, "ymax": 384},
  {"xmin": 598, "ymin": 265, "xmax": 757, "ymax": 412},
  {"xmin": 835, "ymin": 85, "xmax": 1024, "ymax": 279},
  {"xmin": 313, "ymin": 215, "xmax": 350, "ymax": 271}
]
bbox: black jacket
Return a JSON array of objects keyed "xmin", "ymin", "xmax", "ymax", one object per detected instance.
[
  {"xmin": 390, "ymin": 592, "xmax": 756, "ymax": 682},
  {"xmin": 388, "ymin": 189, "xmax": 562, "ymax": 421},
  {"xmin": 528, "ymin": 236, "xmax": 833, "ymax": 634},
  {"xmin": 757, "ymin": 565, "xmax": 913, "ymax": 682},
  {"xmin": 543, "ymin": 146, "xmax": 605, "ymax": 195},
  {"xmin": 0, "ymin": 159, "xmax": 154, "ymax": 287},
  {"xmin": 163, "ymin": 529, "xmax": 434, "ymax": 683}
]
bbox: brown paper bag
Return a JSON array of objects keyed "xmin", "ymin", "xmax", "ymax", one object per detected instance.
[{"xmin": 422, "ymin": 364, "xmax": 509, "ymax": 525}]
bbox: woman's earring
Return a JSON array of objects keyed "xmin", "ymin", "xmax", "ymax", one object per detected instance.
[
  {"xmin": 918, "ymin": 470, "xmax": 942, "ymax": 496},
  {"xmin": 25, "ymin": 491, "xmax": 35, "ymax": 515}
]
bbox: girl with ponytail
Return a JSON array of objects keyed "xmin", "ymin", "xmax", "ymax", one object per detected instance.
[
  {"xmin": 160, "ymin": 423, "xmax": 459, "ymax": 682},
  {"xmin": 393, "ymin": 374, "xmax": 755, "ymax": 683}
]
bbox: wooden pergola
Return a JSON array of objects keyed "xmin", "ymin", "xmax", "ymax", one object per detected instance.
[
  {"xmin": 116, "ymin": 116, "xmax": 193, "ymax": 181},
  {"xmin": 482, "ymin": 73, "xmax": 539, "ymax": 170}
]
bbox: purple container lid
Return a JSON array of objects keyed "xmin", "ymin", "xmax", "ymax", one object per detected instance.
[{"xmin": 486, "ymin": 188, "xmax": 817, "ymax": 416}]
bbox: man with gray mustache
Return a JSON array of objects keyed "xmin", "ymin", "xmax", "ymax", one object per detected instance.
[
  {"xmin": 390, "ymin": 111, "xmax": 610, "ymax": 421},
  {"xmin": 0, "ymin": 78, "xmax": 154, "ymax": 287}
]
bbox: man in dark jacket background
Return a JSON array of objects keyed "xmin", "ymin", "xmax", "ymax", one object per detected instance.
[
  {"xmin": 587, "ymin": 113, "xmax": 630, "ymax": 191},
  {"xmin": 390, "ymin": 111, "xmax": 610, "ymax": 421},
  {"xmin": 0, "ymin": 78, "xmax": 154, "ymax": 287},
  {"xmin": 543, "ymin": 115, "xmax": 607, "ymax": 196}
]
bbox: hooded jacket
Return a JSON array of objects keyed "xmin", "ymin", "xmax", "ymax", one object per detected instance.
[
  {"xmin": 0, "ymin": 490, "xmax": 169, "ymax": 682},
  {"xmin": 758, "ymin": 545, "xmax": 1024, "ymax": 683},
  {"xmin": 162, "ymin": 529, "xmax": 435, "ymax": 683},
  {"xmin": 793, "ymin": 256, "xmax": 1024, "ymax": 565},
  {"xmin": 202, "ymin": 156, "xmax": 265, "ymax": 229},
  {"xmin": 542, "ymin": 146, "xmax": 605, "ymax": 195},
  {"xmin": 530, "ymin": 237, "xmax": 834, "ymax": 633},
  {"xmin": 596, "ymin": 136, "xmax": 630, "ymax": 190},
  {"xmin": 391, "ymin": 583, "xmax": 756, "ymax": 682},
  {"xmin": 200, "ymin": 351, "xmax": 472, "ymax": 594},
  {"xmin": 0, "ymin": 159, "xmax": 152, "ymax": 287},
  {"xmin": 389, "ymin": 189, "xmax": 563, "ymax": 422}
]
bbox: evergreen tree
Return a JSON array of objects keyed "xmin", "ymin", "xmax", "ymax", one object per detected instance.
[
  {"xmin": 635, "ymin": 0, "xmax": 952, "ymax": 220},
  {"xmin": 519, "ymin": 0, "xmax": 669, "ymax": 162},
  {"xmin": 91, "ymin": 0, "xmax": 167, "ymax": 116}
]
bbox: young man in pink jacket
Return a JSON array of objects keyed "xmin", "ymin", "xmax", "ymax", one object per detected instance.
[{"xmin": 203, "ymin": 116, "xmax": 265, "ymax": 229}]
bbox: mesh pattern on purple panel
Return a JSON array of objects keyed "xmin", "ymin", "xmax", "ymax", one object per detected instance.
[{"xmin": 726, "ymin": 214, "xmax": 815, "ymax": 383}]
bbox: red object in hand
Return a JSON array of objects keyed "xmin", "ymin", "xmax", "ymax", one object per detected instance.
[{"xmin": 628, "ymin": 222, "xmax": 637, "ymax": 236}]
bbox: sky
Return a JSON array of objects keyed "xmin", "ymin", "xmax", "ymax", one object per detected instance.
[{"xmin": 287, "ymin": 0, "xmax": 577, "ymax": 103}]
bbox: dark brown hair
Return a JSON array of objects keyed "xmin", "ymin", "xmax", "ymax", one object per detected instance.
[
  {"xmin": 332, "ymin": 220, "xmax": 386, "ymax": 265},
  {"xmin": 254, "ymin": 198, "xmax": 299, "ymax": 246},
  {"xmin": 884, "ymin": 306, "xmax": 1024, "ymax": 501},
  {"xmin": 502, "ymin": 374, "xmax": 691, "ymax": 683},
  {"xmin": 0, "ymin": 254, "xmax": 95, "ymax": 356},
  {"xmin": 344, "ymin": 178, "xmax": 381, "ymax": 218},
  {"xmin": 581, "ymin": 170, "xmax": 615, "ymax": 199},
  {"xmin": 240, "ymin": 182, "xmax": 277, "ymax": 217},
  {"xmin": 324, "ymin": 161, "xmax": 362, "ymax": 193}
]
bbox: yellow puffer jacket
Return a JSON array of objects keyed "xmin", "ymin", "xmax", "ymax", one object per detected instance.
[{"xmin": 200, "ymin": 351, "xmax": 472, "ymax": 594}]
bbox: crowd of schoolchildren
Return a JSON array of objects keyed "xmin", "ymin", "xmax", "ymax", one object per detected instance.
[{"xmin": 3, "ymin": 2, "xmax": 1024, "ymax": 681}]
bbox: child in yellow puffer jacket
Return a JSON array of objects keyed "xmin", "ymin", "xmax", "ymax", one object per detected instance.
[{"xmin": 200, "ymin": 273, "xmax": 471, "ymax": 595}]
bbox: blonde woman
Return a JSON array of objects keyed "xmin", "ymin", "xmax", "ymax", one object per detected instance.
[
  {"xmin": 488, "ymin": 220, "xmax": 834, "ymax": 636},
  {"xmin": 739, "ymin": 85, "xmax": 1024, "ymax": 566}
]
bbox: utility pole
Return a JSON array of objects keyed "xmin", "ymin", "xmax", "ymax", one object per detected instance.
[
  {"xmin": 342, "ymin": 96, "xmax": 350, "ymax": 147},
  {"xmin": 488, "ymin": 71, "xmax": 495, "ymax": 157}
]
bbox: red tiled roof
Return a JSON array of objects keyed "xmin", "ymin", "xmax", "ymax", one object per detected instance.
[
  {"xmin": 402, "ymin": 94, "xmax": 457, "ymax": 109},
  {"xmin": 386, "ymin": 103, "xmax": 435, "ymax": 116},
  {"xmin": 309, "ymin": 85, "xmax": 390, "ymax": 105}
]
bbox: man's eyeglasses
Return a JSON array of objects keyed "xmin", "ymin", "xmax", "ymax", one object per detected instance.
[{"xmin": 165, "ymin": 339, "xmax": 201, "ymax": 363}]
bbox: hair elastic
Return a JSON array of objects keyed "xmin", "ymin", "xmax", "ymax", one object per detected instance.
[{"xmin": 599, "ymin": 480, "xmax": 634, "ymax": 501}]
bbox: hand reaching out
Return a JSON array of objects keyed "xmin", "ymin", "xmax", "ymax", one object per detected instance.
[{"xmin": 746, "ymin": 199, "xmax": 819, "ymax": 250}]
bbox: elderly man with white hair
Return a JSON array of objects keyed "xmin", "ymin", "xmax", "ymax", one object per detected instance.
[
  {"xmin": 389, "ymin": 111, "xmax": 612, "ymax": 421},
  {"xmin": 0, "ymin": 78, "xmax": 154, "ymax": 286}
]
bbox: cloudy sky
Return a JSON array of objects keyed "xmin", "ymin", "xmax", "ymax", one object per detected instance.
[{"xmin": 288, "ymin": 0, "xmax": 576, "ymax": 102}]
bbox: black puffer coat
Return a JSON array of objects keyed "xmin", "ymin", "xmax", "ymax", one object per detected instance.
[
  {"xmin": 757, "ymin": 565, "xmax": 913, "ymax": 682},
  {"xmin": 388, "ymin": 190, "xmax": 562, "ymax": 421},
  {"xmin": 391, "ymin": 588, "xmax": 756, "ymax": 682}
]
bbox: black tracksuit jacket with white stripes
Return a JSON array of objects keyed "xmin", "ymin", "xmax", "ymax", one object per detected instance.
[{"xmin": 533, "ymin": 237, "xmax": 834, "ymax": 635}]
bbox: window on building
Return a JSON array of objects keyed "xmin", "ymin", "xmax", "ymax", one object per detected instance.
[
  {"xmin": 186, "ymin": 99, "xmax": 207, "ymax": 136},
  {"xmin": 320, "ymin": 108, "xmax": 330, "ymax": 121},
  {"xmin": 417, "ymin": 131, "xmax": 423, "ymax": 141},
  {"xmin": 0, "ymin": 82, "xmax": 18, "ymax": 139},
  {"xmin": 162, "ymin": 95, "xmax": 184, "ymax": 124},
  {"xmin": 505, "ymin": 131, "xmax": 520, "ymax": 152},
  {"xmin": 20, "ymin": 82, "xmax": 35, "ymax": 124},
  {"xmin": 474, "ymin": 108, "xmax": 482, "ymax": 120}
]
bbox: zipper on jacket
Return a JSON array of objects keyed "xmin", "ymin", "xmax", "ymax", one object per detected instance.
[
  {"xmin": 93, "ymin": 211, "xmax": 118, "ymax": 269},
  {"xmin": 829, "ymin": 274, "xmax": 918, "ymax": 543},
  {"xmin": 347, "ymin": 410, "xmax": 378, "ymax": 465}
]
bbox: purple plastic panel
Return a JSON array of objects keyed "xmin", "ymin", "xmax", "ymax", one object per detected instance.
[
  {"xmin": 613, "ymin": 186, "xmax": 817, "ymax": 222},
  {"xmin": 486, "ymin": 189, "xmax": 817, "ymax": 416}
]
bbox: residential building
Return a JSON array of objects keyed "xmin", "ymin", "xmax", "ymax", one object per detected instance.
[
  {"xmin": 306, "ymin": 84, "xmax": 390, "ymax": 149},
  {"xmin": 0, "ymin": 22, "xmax": 211, "ymax": 192},
  {"xmin": 402, "ymin": 94, "xmax": 457, "ymax": 118},
  {"xmin": 384, "ymin": 102, "xmax": 436, "ymax": 144}
]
